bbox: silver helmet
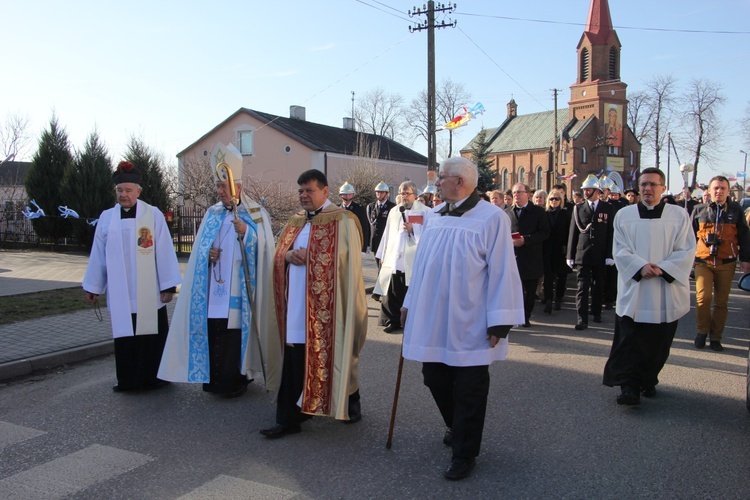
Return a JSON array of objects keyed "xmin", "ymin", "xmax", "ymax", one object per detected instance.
[
  {"xmin": 422, "ymin": 184, "xmax": 437, "ymax": 195},
  {"xmin": 339, "ymin": 182, "xmax": 356, "ymax": 195},
  {"xmin": 580, "ymin": 174, "xmax": 601, "ymax": 191},
  {"xmin": 374, "ymin": 181, "xmax": 389, "ymax": 192}
]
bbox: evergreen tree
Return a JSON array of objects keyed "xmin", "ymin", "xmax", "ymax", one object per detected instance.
[
  {"xmin": 471, "ymin": 127, "xmax": 498, "ymax": 193},
  {"xmin": 123, "ymin": 136, "xmax": 170, "ymax": 210},
  {"xmin": 25, "ymin": 116, "xmax": 74, "ymax": 243},
  {"xmin": 63, "ymin": 131, "xmax": 115, "ymax": 248}
]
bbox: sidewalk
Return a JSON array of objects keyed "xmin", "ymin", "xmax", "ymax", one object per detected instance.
[{"xmin": 0, "ymin": 249, "xmax": 379, "ymax": 381}]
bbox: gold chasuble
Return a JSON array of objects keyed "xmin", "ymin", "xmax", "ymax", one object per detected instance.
[{"xmin": 272, "ymin": 206, "xmax": 367, "ymax": 420}]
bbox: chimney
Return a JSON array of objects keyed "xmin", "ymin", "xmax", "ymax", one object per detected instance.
[
  {"xmin": 507, "ymin": 98, "xmax": 517, "ymax": 119},
  {"xmin": 290, "ymin": 105, "xmax": 306, "ymax": 121},
  {"xmin": 343, "ymin": 117, "xmax": 355, "ymax": 131}
]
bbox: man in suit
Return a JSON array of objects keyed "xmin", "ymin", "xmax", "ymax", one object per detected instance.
[
  {"xmin": 506, "ymin": 183, "xmax": 550, "ymax": 327},
  {"xmin": 338, "ymin": 182, "xmax": 370, "ymax": 253},
  {"xmin": 367, "ymin": 181, "xmax": 395, "ymax": 267},
  {"xmin": 567, "ymin": 175, "xmax": 615, "ymax": 330}
]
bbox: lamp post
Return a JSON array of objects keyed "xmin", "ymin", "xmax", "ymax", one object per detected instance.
[{"xmin": 741, "ymin": 149, "xmax": 748, "ymax": 197}]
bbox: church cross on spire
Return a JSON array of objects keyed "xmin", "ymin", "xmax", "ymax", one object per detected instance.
[{"xmin": 585, "ymin": 0, "xmax": 614, "ymax": 44}]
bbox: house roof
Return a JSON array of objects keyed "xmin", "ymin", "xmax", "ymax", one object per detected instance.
[
  {"xmin": 0, "ymin": 161, "xmax": 30, "ymax": 185},
  {"xmin": 462, "ymin": 109, "xmax": 572, "ymax": 155},
  {"xmin": 179, "ymin": 108, "xmax": 427, "ymax": 165}
]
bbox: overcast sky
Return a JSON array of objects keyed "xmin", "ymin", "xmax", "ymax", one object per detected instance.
[{"xmin": 3, "ymin": 0, "xmax": 749, "ymax": 193}]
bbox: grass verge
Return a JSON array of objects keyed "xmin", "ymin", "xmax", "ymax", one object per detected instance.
[{"xmin": 0, "ymin": 287, "xmax": 95, "ymax": 325}]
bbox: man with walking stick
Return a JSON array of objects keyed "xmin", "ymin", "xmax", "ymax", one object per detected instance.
[
  {"xmin": 398, "ymin": 157, "xmax": 524, "ymax": 480},
  {"xmin": 159, "ymin": 143, "xmax": 278, "ymax": 397}
]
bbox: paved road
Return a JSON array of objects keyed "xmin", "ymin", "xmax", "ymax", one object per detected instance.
[{"xmin": 1, "ymin": 288, "xmax": 749, "ymax": 498}]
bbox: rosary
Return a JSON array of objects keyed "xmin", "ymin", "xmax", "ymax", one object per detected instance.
[{"xmin": 211, "ymin": 221, "xmax": 234, "ymax": 284}]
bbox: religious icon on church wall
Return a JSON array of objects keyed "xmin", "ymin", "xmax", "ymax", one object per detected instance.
[{"xmin": 604, "ymin": 103, "xmax": 623, "ymax": 148}]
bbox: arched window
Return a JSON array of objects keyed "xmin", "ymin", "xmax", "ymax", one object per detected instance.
[
  {"xmin": 609, "ymin": 47, "xmax": 617, "ymax": 80},
  {"xmin": 536, "ymin": 166, "xmax": 544, "ymax": 190},
  {"xmin": 580, "ymin": 48, "xmax": 590, "ymax": 82},
  {"xmin": 502, "ymin": 169, "xmax": 509, "ymax": 191},
  {"xmin": 518, "ymin": 167, "xmax": 526, "ymax": 185},
  {"xmin": 581, "ymin": 147, "xmax": 588, "ymax": 164},
  {"xmin": 561, "ymin": 149, "xmax": 568, "ymax": 164},
  {"xmin": 630, "ymin": 150, "xmax": 635, "ymax": 166}
]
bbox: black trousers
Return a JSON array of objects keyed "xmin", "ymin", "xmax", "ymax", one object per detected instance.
[
  {"xmin": 114, "ymin": 307, "xmax": 169, "ymax": 390},
  {"xmin": 422, "ymin": 362, "xmax": 490, "ymax": 459},
  {"xmin": 381, "ymin": 271, "xmax": 407, "ymax": 328},
  {"xmin": 276, "ymin": 343, "xmax": 360, "ymax": 425},
  {"xmin": 603, "ymin": 315, "xmax": 678, "ymax": 390},
  {"xmin": 543, "ymin": 271, "xmax": 567, "ymax": 302},
  {"xmin": 520, "ymin": 278, "xmax": 539, "ymax": 322},
  {"xmin": 202, "ymin": 318, "xmax": 246, "ymax": 394},
  {"xmin": 576, "ymin": 264, "xmax": 605, "ymax": 324},
  {"xmin": 605, "ymin": 265, "xmax": 618, "ymax": 304}
]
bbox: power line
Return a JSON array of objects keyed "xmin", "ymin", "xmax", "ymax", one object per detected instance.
[
  {"xmin": 458, "ymin": 12, "xmax": 750, "ymax": 35},
  {"xmin": 354, "ymin": 0, "xmax": 412, "ymax": 22}
]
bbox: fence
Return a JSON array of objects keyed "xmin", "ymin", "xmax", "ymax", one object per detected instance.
[{"xmin": 0, "ymin": 206, "xmax": 206, "ymax": 256}]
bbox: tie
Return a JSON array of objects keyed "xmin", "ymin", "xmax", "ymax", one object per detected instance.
[
  {"xmin": 306, "ymin": 207, "xmax": 323, "ymax": 220},
  {"xmin": 515, "ymin": 206, "xmax": 522, "ymax": 217},
  {"xmin": 448, "ymin": 203, "xmax": 457, "ymax": 213},
  {"xmin": 590, "ymin": 202, "xmax": 596, "ymax": 211}
]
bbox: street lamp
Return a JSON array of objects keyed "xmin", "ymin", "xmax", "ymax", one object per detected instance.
[{"xmin": 741, "ymin": 150, "xmax": 748, "ymax": 196}]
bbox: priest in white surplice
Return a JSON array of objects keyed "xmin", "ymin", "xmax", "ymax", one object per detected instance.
[
  {"xmin": 603, "ymin": 168, "xmax": 696, "ymax": 406},
  {"xmin": 400, "ymin": 157, "xmax": 525, "ymax": 481},
  {"xmin": 158, "ymin": 143, "xmax": 278, "ymax": 398},
  {"xmin": 83, "ymin": 161, "xmax": 182, "ymax": 392}
]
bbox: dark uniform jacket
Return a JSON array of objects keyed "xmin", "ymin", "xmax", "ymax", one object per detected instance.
[
  {"xmin": 367, "ymin": 199, "xmax": 395, "ymax": 254},
  {"xmin": 691, "ymin": 200, "xmax": 750, "ymax": 264},
  {"xmin": 505, "ymin": 203, "xmax": 550, "ymax": 280},
  {"xmin": 567, "ymin": 200, "xmax": 614, "ymax": 266},
  {"xmin": 341, "ymin": 201, "xmax": 370, "ymax": 253}
]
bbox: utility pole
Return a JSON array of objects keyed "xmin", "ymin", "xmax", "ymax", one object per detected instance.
[
  {"xmin": 550, "ymin": 88, "xmax": 561, "ymax": 187},
  {"xmin": 409, "ymin": 2, "xmax": 457, "ymax": 172},
  {"xmin": 351, "ymin": 91, "xmax": 355, "ymax": 128}
]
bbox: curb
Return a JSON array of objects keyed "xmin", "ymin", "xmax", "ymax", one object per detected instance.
[{"xmin": 0, "ymin": 341, "xmax": 113, "ymax": 382}]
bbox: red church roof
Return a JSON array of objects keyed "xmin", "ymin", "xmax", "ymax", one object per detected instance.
[{"xmin": 584, "ymin": 0, "xmax": 614, "ymax": 44}]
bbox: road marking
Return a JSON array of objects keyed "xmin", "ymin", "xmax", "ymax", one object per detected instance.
[
  {"xmin": 0, "ymin": 443, "xmax": 152, "ymax": 499},
  {"xmin": 0, "ymin": 421, "xmax": 46, "ymax": 450},
  {"xmin": 178, "ymin": 475, "xmax": 298, "ymax": 500}
]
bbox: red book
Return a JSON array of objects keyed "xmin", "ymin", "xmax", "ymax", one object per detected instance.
[
  {"xmin": 408, "ymin": 214, "xmax": 424, "ymax": 225},
  {"xmin": 511, "ymin": 232, "xmax": 522, "ymax": 240}
]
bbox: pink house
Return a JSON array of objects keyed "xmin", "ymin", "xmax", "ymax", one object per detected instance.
[{"xmin": 177, "ymin": 106, "xmax": 428, "ymax": 200}]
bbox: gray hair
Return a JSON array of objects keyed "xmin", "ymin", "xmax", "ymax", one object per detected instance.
[
  {"xmin": 441, "ymin": 157, "xmax": 478, "ymax": 189},
  {"xmin": 399, "ymin": 180, "xmax": 418, "ymax": 194}
]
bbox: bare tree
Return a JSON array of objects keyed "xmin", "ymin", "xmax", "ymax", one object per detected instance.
[
  {"xmin": 0, "ymin": 113, "xmax": 32, "ymax": 163},
  {"xmin": 330, "ymin": 134, "xmax": 401, "ymax": 208},
  {"xmin": 242, "ymin": 176, "xmax": 299, "ymax": 239},
  {"xmin": 626, "ymin": 90, "xmax": 655, "ymax": 145},
  {"xmin": 354, "ymin": 87, "xmax": 407, "ymax": 143},
  {"xmin": 406, "ymin": 78, "xmax": 472, "ymax": 159},
  {"xmin": 642, "ymin": 75, "xmax": 678, "ymax": 169},
  {"xmin": 679, "ymin": 78, "xmax": 726, "ymax": 187},
  {"xmin": 167, "ymin": 154, "xmax": 217, "ymax": 210},
  {"xmin": 742, "ymin": 101, "xmax": 750, "ymax": 149}
]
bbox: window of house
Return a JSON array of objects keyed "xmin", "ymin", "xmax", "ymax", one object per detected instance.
[
  {"xmin": 236, "ymin": 128, "xmax": 254, "ymax": 156},
  {"xmin": 608, "ymin": 146, "xmax": 619, "ymax": 156},
  {"xmin": 581, "ymin": 147, "xmax": 587, "ymax": 164}
]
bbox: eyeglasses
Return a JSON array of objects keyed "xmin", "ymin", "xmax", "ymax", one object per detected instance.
[
  {"xmin": 549, "ymin": 197, "xmax": 561, "ymax": 201},
  {"xmin": 399, "ymin": 191, "xmax": 415, "ymax": 196},
  {"xmin": 437, "ymin": 174, "xmax": 459, "ymax": 181},
  {"xmin": 639, "ymin": 182, "xmax": 664, "ymax": 189}
]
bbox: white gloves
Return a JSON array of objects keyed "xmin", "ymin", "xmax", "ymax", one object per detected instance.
[
  {"xmin": 566, "ymin": 259, "xmax": 575, "ymax": 269},
  {"xmin": 605, "ymin": 258, "xmax": 615, "ymax": 266}
]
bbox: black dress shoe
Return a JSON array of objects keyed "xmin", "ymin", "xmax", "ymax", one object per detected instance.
[
  {"xmin": 522, "ymin": 321, "xmax": 531, "ymax": 328},
  {"xmin": 220, "ymin": 384, "xmax": 248, "ymax": 398},
  {"xmin": 443, "ymin": 457, "xmax": 476, "ymax": 481},
  {"xmin": 709, "ymin": 340, "xmax": 724, "ymax": 352},
  {"xmin": 574, "ymin": 322, "xmax": 588, "ymax": 331},
  {"xmin": 383, "ymin": 325, "xmax": 402, "ymax": 333},
  {"xmin": 443, "ymin": 428, "xmax": 453, "ymax": 446},
  {"xmin": 616, "ymin": 386, "xmax": 640, "ymax": 406},
  {"xmin": 694, "ymin": 333, "xmax": 707, "ymax": 349},
  {"xmin": 593, "ymin": 316, "xmax": 602, "ymax": 323},
  {"xmin": 260, "ymin": 424, "xmax": 302, "ymax": 439},
  {"xmin": 641, "ymin": 386, "xmax": 656, "ymax": 398},
  {"xmin": 554, "ymin": 300, "xmax": 562, "ymax": 311},
  {"xmin": 344, "ymin": 398, "xmax": 362, "ymax": 424},
  {"xmin": 112, "ymin": 384, "xmax": 125, "ymax": 392}
]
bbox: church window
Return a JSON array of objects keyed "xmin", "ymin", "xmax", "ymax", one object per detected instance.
[
  {"xmin": 609, "ymin": 47, "xmax": 617, "ymax": 80},
  {"xmin": 580, "ymin": 48, "xmax": 590, "ymax": 82},
  {"xmin": 630, "ymin": 150, "xmax": 635, "ymax": 166},
  {"xmin": 536, "ymin": 166, "xmax": 544, "ymax": 189},
  {"xmin": 518, "ymin": 167, "xmax": 526, "ymax": 185},
  {"xmin": 502, "ymin": 168, "xmax": 509, "ymax": 190},
  {"xmin": 581, "ymin": 147, "xmax": 588, "ymax": 164}
]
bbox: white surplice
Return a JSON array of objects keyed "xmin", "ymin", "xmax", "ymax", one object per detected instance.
[
  {"xmin": 82, "ymin": 200, "xmax": 182, "ymax": 338},
  {"xmin": 613, "ymin": 204, "xmax": 696, "ymax": 323},
  {"xmin": 402, "ymin": 200, "xmax": 525, "ymax": 366}
]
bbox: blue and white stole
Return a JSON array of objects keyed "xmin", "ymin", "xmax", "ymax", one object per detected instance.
[{"xmin": 187, "ymin": 204, "xmax": 258, "ymax": 383}]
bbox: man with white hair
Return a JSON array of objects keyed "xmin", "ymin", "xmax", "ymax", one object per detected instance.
[
  {"xmin": 159, "ymin": 143, "xmax": 278, "ymax": 398},
  {"xmin": 374, "ymin": 180, "xmax": 433, "ymax": 333},
  {"xmin": 400, "ymin": 157, "xmax": 525, "ymax": 480}
]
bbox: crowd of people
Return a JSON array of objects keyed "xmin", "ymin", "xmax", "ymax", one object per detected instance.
[{"xmin": 83, "ymin": 147, "xmax": 750, "ymax": 481}]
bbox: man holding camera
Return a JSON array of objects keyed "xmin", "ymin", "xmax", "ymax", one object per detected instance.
[{"xmin": 691, "ymin": 175, "xmax": 750, "ymax": 351}]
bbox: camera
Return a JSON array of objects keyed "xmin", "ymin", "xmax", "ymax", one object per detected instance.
[{"xmin": 705, "ymin": 233, "xmax": 722, "ymax": 256}]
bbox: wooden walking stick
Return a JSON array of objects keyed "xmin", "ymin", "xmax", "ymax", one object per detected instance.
[
  {"xmin": 215, "ymin": 162, "xmax": 267, "ymax": 387},
  {"xmin": 386, "ymin": 349, "xmax": 405, "ymax": 449}
]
